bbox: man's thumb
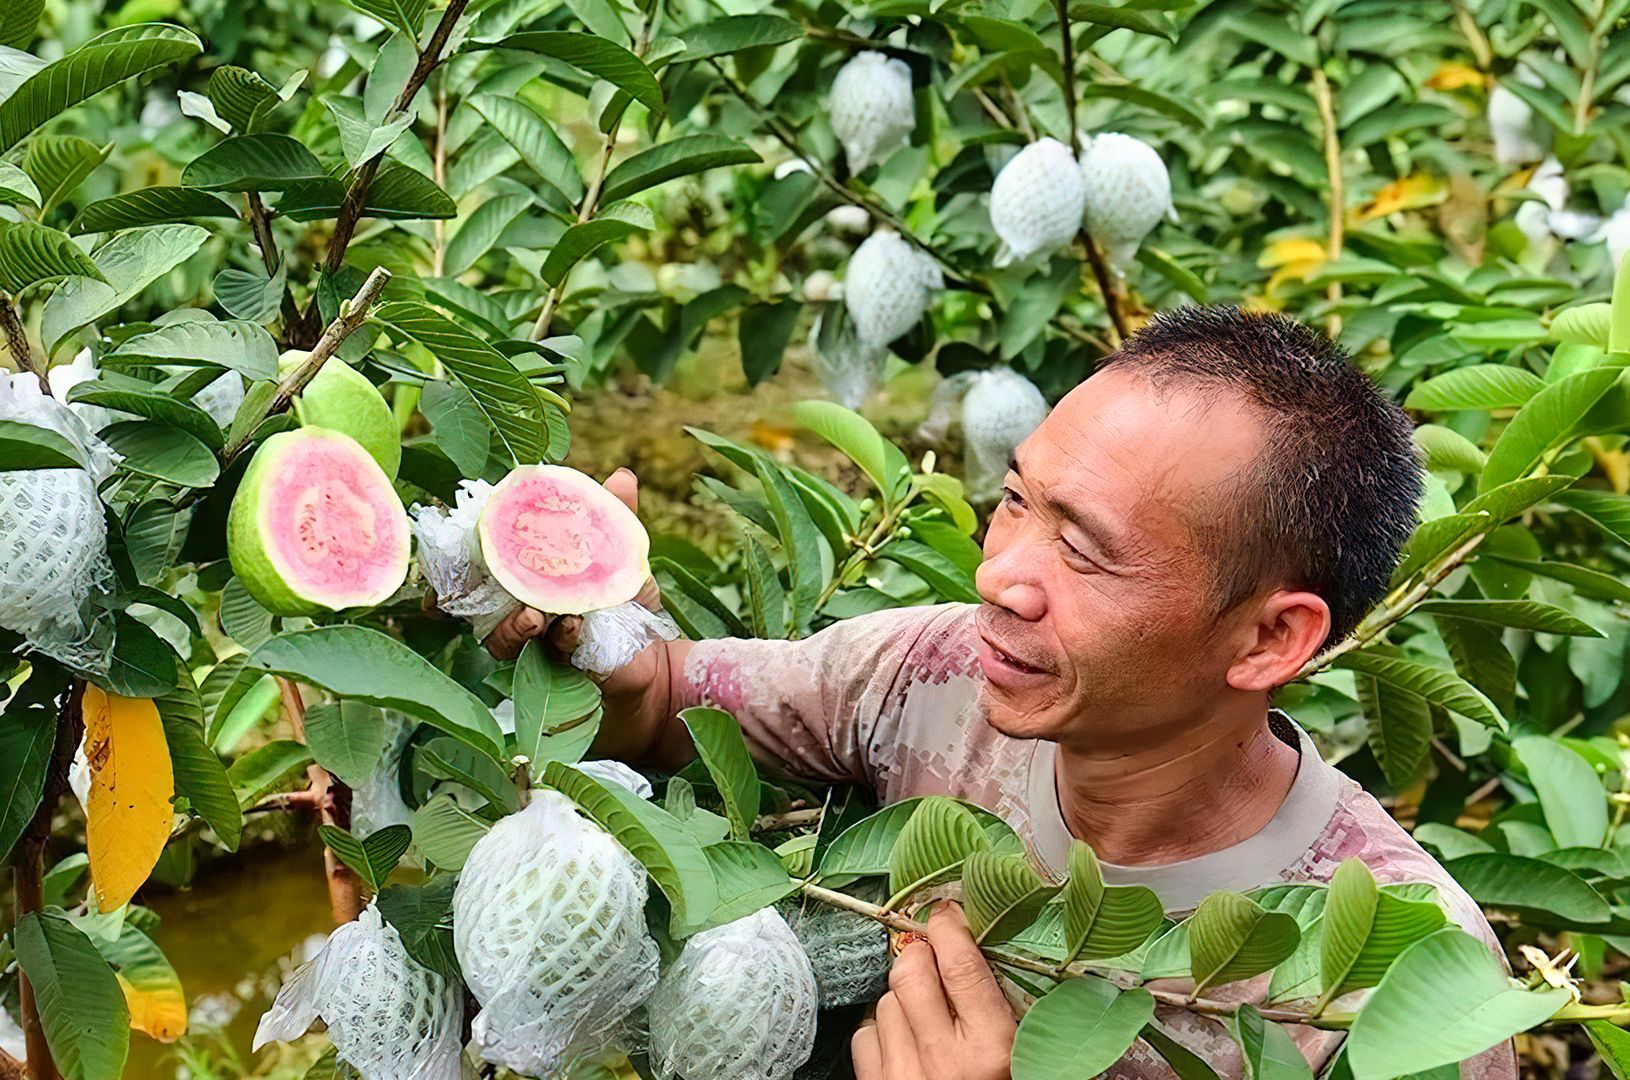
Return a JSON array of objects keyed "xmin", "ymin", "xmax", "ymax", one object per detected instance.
[{"xmin": 603, "ymin": 467, "xmax": 639, "ymax": 514}]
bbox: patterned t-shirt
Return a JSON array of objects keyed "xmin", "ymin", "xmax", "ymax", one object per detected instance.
[{"xmin": 672, "ymin": 601, "xmax": 1516, "ymax": 1079}]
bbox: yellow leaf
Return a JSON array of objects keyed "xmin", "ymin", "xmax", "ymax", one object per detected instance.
[
  {"xmin": 1425, "ymin": 63, "xmax": 1487, "ymax": 91},
  {"xmin": 1356, "ymin": 173, "xmax": 1447, "ymax": 221},
  {"xmin": 83, "ymin": 686, "xmax": 174, "ymax": 912},
  {"xmin": 1257, "ymin": 237, "xmax": 1328, "ymax": 269},
  {"xmin": 116, "ymin": 968, "xmax": 187, "ymax": 1042}
]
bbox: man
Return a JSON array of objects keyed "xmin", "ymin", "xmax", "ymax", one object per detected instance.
[{"xmin": 487, "ymin": 306, "xmax": 1511, "ymax": 1078}]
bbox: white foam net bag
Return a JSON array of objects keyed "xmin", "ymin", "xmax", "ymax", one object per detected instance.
[
  {"xmin": 844, "ymin": 231, "xmax": 943, "ymax": 349},
  {"xmin": 808, "ymin": 306, "xmax": 886, "ymax": 411},
  {"xmin": 413, "ymin": 480, "xmax": 678, "ymax": 673},
  {"xmin": 575, "ymin": 758, "xmax": 655, "ymax": 799},
  {"xmin": 782, "ymin": 899, "xmax": 890, "ymax": 1010},
  {"xmin": 253, "ymin": 902, "xmax": 463, "ymax": 1080},
  {"xmin": 0, "ymin": 373, "xmax": 120, "ymax": 670},
  {"xmin": 191, "ymin": 369, "xmax": 247, "ymax": 427},
  {"xmin": 829, "ymin": 52, "xmax": 915, "ymax": 173},
  {"xmin": 648, "ymin": 907, "xmax": 818, "ymax": 1080},
  {"xmin": 1079, "ymin": 132, "xmax": 1174, "ymax": 271},
  {"xmin": 344, "ymin": 710, "xmax": 416, "ymax": 840},
  {"xmin": 453, "ymin": 790, "xmax": 660, "ymax": 1075},
  {"xmin": 1489, "ymin": 66, "xmax": 1549, "ymax": 167},
  {"xmin": 988, "ymin": 138, "xmax": 1086, "ymax": 266},
  {"xmin": 961, "ymin": 368, "xmax": 1050, "ymax": 505}
]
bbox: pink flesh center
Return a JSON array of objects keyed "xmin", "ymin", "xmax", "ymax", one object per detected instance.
[
  {"xmin": 490, "ymin": 483, "xmax": 625, "ymax": 601},
  {"xmin": 264, "ymin": 440, "xmax": 403, "ymax": 603}
]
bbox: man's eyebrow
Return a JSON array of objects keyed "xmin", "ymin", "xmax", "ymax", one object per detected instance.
[{"xmin": 1007, "ymin": 452, "xmax": 1129, "ymax": 563}]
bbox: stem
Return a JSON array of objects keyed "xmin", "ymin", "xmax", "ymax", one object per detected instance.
[
  {"xmin": 432, "ymin": 81, "xmax": 449, "ymax": 278},
  {"xmin": 0, "ymin": 1051, "xmax": 24, "ymax": 1080},
  {"xmin": 1575, "ymin": 28, "xmax": 1601, "ymax": 134},
  {"xmin": 1056, "ymin": 0, "xmax": 1077, "ymax": 148},
  {"xmin": 299, "ymin": 0, "xmax": 470, "ymax": 340},
  {"xmin": 1452, "ymin": 0, "xmax": 1493, "ymax": 70},
  {"xmin": 244, "ymin": 192, "xmax": 306, "ymax": 344},
  {"xmin": 0, "ymin": 297, "xmax": 45, "ymax": 390},
  {"xmin": 755, "ymin": 808, "xmax": 823, "ymax": 831},
  {"xmin": 1311, "ymin": 66, "xmax": 1344, "ymax": 337},
  {"xmin": 279, "ymin": 678, "xmax": 364, "ymax": 924}
]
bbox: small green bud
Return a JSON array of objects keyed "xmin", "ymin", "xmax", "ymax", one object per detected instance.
[
  {"xmin": 897, "ymin": 526, "xmax": 912, "ymax": 540},
  {"xmin": 858, "ymin": 498, "xmax": 875, "ymax": 513}
]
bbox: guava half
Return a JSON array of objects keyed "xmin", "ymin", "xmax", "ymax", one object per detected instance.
[
  {"xmin": 227, "ymin": 427, "xmax": 410, "ymax": 615},
  {"xmin": 476, "ymin": 465, "xmax": 650, "ymax": 615},
  {"xmin": 277, "ymin": 350, "xmax": 401, "ymax": 480}
]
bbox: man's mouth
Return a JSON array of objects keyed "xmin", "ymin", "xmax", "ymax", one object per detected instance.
[{"xmin": 976, "ymin": 629, "xmax": 1053, "ymax": 682}]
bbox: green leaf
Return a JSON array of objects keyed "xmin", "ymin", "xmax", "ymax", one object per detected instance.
[
  {"xmin": 1319, "ymin": 859, "xmax": 1446, "ymax": 1003},
  {"xmin": 1357, "ymin": 673, "xmax": 1432, "ymax": 792},
  {"xmin": 739, "ymin": 300, "xmax": 801, "ymax": 386},
  {"xmin": 411, "ymin": 793, "xmax": 491, "ymax": 872},
  {"xmin": 1068, "ymin": 2, "xmax": 1179, "ymax": 39},
  {"xmin": 1140, "ymin": 1023, "xmax": 1224, "ymax": 1079},
  {"xmin": 484, "ymin": 32, "xmax": 665, "ymax": 118},
  {"xmin": 540, "ymin": 201, "xmax": 654, "ymax": 287},
  {"xmin": 789, "ymin": 400, "xmax": 910, "ymax": 506},
  {"xmin": 692, "ymin": 841, "xmax": 800, "ymax": 933},
  {"xmin": 652, "ymin": 557, "xmax": 748, "ymax": 639},
  {"xmin": 107, "ymin": 611, "xmax": 178, "ymax": 697},
  {"xmin": 14, "ymin": 909, "xmax": 129, "ymax": 1080},
  {"xmin": 24, "ymin": 136, "xmax": 111, "ymax": 215},
  {"xmin": 1402, "ymin": 365, "xmax": 1545, "ymax": 411},
  {"xmin": 302, "ymin": 700, "xmax": 386, "ymax": 782},
  {"xmin": 444, "ymin": 191, "xmax": 532, "ymax": 276},
  {"xmin": 1479, "ymin": 368, "xmax": 1623, "ymax": 492},
  {"xmin": 1414, "ymin": 598, "xmax": 1602, "ymax": 636},
  {"xmin": 0, "ymin": 418, "xmax": 86, "ymax": 470},
  {"xmin": 0, "ymin": 161, "xmax": 43, "ymax": 207},
  {"xmin": 1556, "ymin": 489, "xmax": 1630, "ymax": 546},
  {"xmin": 681, "ymin": 706, "xmax": 761, "ymax": 841},
  {"xmin": 318, "ymin": 823, "xmax": 412, "ymax": 893},
  {"xmin": 1136, "ymin": 246, "xmax": 1209, "ymax": 300},
  {"xmin": 1480, "ymin": 555, "xmax": 1630, "ymax": 603},
  {"xmin": 68, "ymin": 384, "xmax": 223, "ymax": 449},
  {"xmin": 0, "ymin": 0, "xmax": 44, "ymax": 49},
  {"xmin": 542, "ymin": 759, "xmax": 718, "ymax": 936},
  {"xmin": 511, "ymin": 647, "xmax": 602, "ymax": 767},
  {"xmin": 1188, "ymin": 891, "xmax": 1300, "ymax": 994},
  {"xmin": 226, "ymin": 739, "xmax": 313, "ymax": 808},
  {"xmin": 1551, "ymin": 303, "xmax": 1612, "ymax": 347},
  {"xmin": 679, "ymin": 14, "xmax": 802, "ymax": 60},
  {"xmin": 69, "ymin": 187, "xmax": 238, "ymax": 236},
  {"xmin": 101, "ymin": 421, "xmax": 218, "ymax": 487},
  {"xmin": 340, "ymin": 0, "xmax": 427, "ymax": 41},
  {"xmin": 321, "ymin": 96, "xmax": 416, "ymax": 170},
  {"xmin": 887, "ymin": 796, "xmax": 991, "ymax": 907},
  {"xmin": 0, "ymin": 684, "xmax": 55, "ymax": 860},
  {"xmin": 1332, "ymin": 650, "xmax": 1504, "ymax": 730},
  {"xmin": 1613, "ymin": 245, "xmax": 1630, "ymax": 355},
  {"xmin": 180, "ymin": 133, "xmax": 325, "ymax": 191},
  {"xmin": 41, "ymin": 224, "xmax": 210, "ymax": 356},
  {"xmin": 740, "ymin": 535, "xmax": 787, "ymax": 637},
  {"xmin": 601, "ymin": 134, "xmax": 760, "ymax": 203},
  {"xmin": 1010, "ymin": 977, "xmax": 1154, "ymax": 1080},
  {"xmin": 107, "ymin": 318, "xmax": 278, "ymax": 380},
  {"xmin": 275, "ymin": 165, "xmax": 456, "ymax": 221},
  {"xmin": 94, "ymin": 922, "xmax": 184, "ymax": 1043},
  {"xmin": 1587, "ymin": 1020, "xmax": 1630, "ymax": 1079},
  {"xmin": 1512, "ymin": 736, "xmax": 1609, "ymax": 849},
  {"xmin": 245, "ymin": 627, "xmax": 506, "ymax": 761},
  {"xmin": 0, "ymin": 221, "xmax": 104, "ymax": 293},
  {"xmin": 154, "ymin": 676, "xmax": 242, "ymax": 851},
  {"xmin": 964, "ymin": 851, "xmax": 1060, "ymax": 944},
  {"xmin": 1233, "ymin": 1003, "xmax": 1313, "ymax": 1079},
  {"xmin": 1443, "ymin": 853, "xmax": 1611, "ymax": 927},
  {"xmin": 1345, "ymin": 929, "xmax": 1568, "ymax": 1078},
  {"xmin": 1062, "ymin": 841, "xmax": 1165, "ymax": 962},
  {"xmin": 207, "ymin": 66, "xmax": 282, "ymax": 133},
  {"xmin": 373, "ymin": 301, "xmax": 546, "ymax": 466},
  {"xmin": 376, "ymin": 878, "xmax": 459, "ymax": 980},
  {"xmin": 878, "ymin": 538, "xmax": 981, "ymax": 603},
  {"xmin": 212, "ymin": 265, "xmax": 283, "ymax": 324},
  {"xmin": 754, "ymin": 458, "xmax": 822, "ymax": 633},
  {"xmin": 467, "ymin": 93, "xmax": 584, "ymax": 205},
  {"xmin": 0, "ymin": 24, "xmax": 202, "ymax": 154},
  {"xmin": 1413, "ymin": 424, "xmax": 1486, "ymax": 474}
]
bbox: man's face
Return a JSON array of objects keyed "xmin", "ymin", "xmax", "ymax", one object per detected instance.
[{"xmin": 973, "ymin": 367, "xmax": 1266, "ymax": 749}]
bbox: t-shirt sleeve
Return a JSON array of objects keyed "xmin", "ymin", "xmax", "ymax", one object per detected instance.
[{"xmin": 670, "ymin": 604, "xmax": 955, "ymax": 786}]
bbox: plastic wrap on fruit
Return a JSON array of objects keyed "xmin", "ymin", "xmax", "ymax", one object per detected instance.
[
  {"xmin": 413, "ymin": 467, "xmax": 680, "ymax": 673},
  {"xmin": 828, "ymin": 52, "xmax": 915, "ymax": 173},
  {"xmin": 1488, "ymin": 66, "xmax": 1550, "ymax": 167},
  {"xmin": 0, "ymin": 372, "xmax": 121, "ymax": 670},
  {"xmin": 809, "ymin": 303, "xmax": 886, "ymax": 410},
  {"xmin": 844, "ymin": 231, "xmax": 943, "ymax": 350},
  {"xmin": 783, "ymin": 893, "xmax": 891, "ymax": 1009},
  {"xmin": 575, "ymin": 757, "xmax": 655, "ymax": 799},
  {"xmin": 344, "ymin": 710, "xmax": 416, "ymax": 840},
  {"xmin": 961, "ymin": 368, "xmax": 1050, "ymax": 505},
  {"xmin": 252, "ymin": 901, "xmax": 463, "ymax": 1080},
  {"xmin": 1078, "ymin": 132, "xmax": 1175, "ymax": 271},
  {"xmin": 647, "ymin": 907, "xmax": 818, "ymax": 1080},
  {"xmin": 988, "ymin": 138, "xmax": 1087, "ymax": 267},
  {"xmin": 453, "ymin": 790, "xmax": 660, "ymax": 1075}
]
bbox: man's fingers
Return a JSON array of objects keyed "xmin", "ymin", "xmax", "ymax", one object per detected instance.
[
  {"xmin": 875, "ymin": 993, "xmax": 927, "ymax": 1080},
  {"xmin": 887, "ymin": 941, "xmax": 956, "ymax": 1048},
  {"xmin": 603, "ymin": 467, "xmax": 639, "ymax": 513},
  {"xmin": 546, "ymin": 613, "xmax": 584, "ymax": 655},
  {"xmin": 923, "ymin": 902, "xmax": 1011, "ymax": 1021},
  {"xmin": 485, "ymin": 606, "xmax": 546, "ymax": 660},
  {"xmin": 634, "ymin": 574, "xmax": 663, "ymax": 613},
  {"xmin": 851, "ymin": 1017, "xmax": 882, "ymax": 1080}
]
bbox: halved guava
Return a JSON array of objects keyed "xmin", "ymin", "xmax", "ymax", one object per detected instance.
[
  {"xmin": 227, "ymin": 427, "xmax": 410, "ymax": 615},
  {"xmin": 476, "ymin": 465, "xmax": 649, "ymax": 614},
  {"xmin": 277, "ymin": 350, "xmax": 401, "ymax": 480}
]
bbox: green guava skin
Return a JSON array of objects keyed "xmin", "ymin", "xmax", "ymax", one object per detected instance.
[
  {"xmin": 276, "ymin": 350, "xmax": 402, "ymax": 480},
  {"xmin": 226, "ymin": 427, "xmax": 410, "ymax": 616}
]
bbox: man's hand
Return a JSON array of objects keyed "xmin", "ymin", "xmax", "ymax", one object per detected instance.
[{"xmin": 852, "ymin": 903, "xmax": 1016, "ymax": 1080}]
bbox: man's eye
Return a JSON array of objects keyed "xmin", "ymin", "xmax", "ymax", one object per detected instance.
[{"xmin": 1001, "ymin": 487, "xmax": 1025, "ymax": 509}]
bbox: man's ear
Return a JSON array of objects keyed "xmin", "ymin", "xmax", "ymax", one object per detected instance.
[{"xmin": 1224, "ymin": 591, "xmax": 1331, "ymax": 693}]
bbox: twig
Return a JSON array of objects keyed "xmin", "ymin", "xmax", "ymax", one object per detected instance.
[
  {"xmin": 280, "ymin": 677, "xmax": 364, "ymax": 925},
  {"xmin": 432, "ymin": 81, "xmax": 449, "ymax": 278},
  {"xmin": 299, "ymin": 0, "xmax": 470, "ymax": 339},
  {"xmin": 0, "ymin": 296, "xmax": 45, "ymax": 389},
  {"xmin": 1311, "ymin": 66, "xmax": 1344, "ymax": 337},
  {"xmin": 244, "ymin": 192, "xmax": 306, "ymax": 344},
  {"xmin": 755, "ymin": 808, "xmax": 823, "ymax": 831},
  {"xmin": 1451, "ymin": 0, "xmax": 1493, "ymax": 70}
]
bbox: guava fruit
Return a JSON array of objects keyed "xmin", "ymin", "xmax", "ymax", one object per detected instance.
[
  {"xmin": 844, "ymin": 230, "xmax": 943, "ymax": 349},
  {"xmin": 829, "ymin": 52, "xmax": 915, "ymax": 173},
  {"xmin": 476, "ymin": 464, "xmax": 651, "ymax": 615},
  {"xmin": 226, "ymin": 427, "xmax": 410, "ymax": 616},
  {"xmin": 277, "ymin": 349, "xmax": 400, "ymax": 479},
  {"xmin": 988, "ymin": 138, "xmax": 1087, "ymax": 267},
  {"xmin": 1078, "ymin": 132, "xmax": 1174, "ymax": 271}
]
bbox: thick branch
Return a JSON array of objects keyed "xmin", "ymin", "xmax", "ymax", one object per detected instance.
[
  {"xmin": 279, "ymin": 678, "xmax": 364, "ymax": 924},
  {"xmin": 0, "ymin": 297, "xmax": 45, "ymax": 390}
]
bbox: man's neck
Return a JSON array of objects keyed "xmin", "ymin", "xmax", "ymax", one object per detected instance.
[{"xmin": 1053, "ymin": 708, "xmax": 1300, "ymax": 866}]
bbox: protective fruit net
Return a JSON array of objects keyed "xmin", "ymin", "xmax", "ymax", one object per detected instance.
[
  {"xmin": 253, "ymin": 902, "xmax": 463, "ymax": 1080},
  {"xmin": 412, "ymin": 479, "xmax": 678, "ymax": 672},
  {"xmin": 648, "ymin": 907, "xmax": 818, "ymax": 1080},
  {"xmin": 344, "ymin": 710, "xmax": 416, "ymax": 840},
  {"xmin": 453, "ymin": 791, "xmax": 660, "ymax": 1075},
  {"xmin": 988, "ymin": 138, "xmax": 1086, "ymax": 266},
  {"xmin": 191, "ymin": 370, "xmax": 247, "ymax": 427},
  {"xmin": 960, "ymin": 368, "xmax": 1051, "ymax": 505},
  {"xmin": 782, "ymin": 898, "xmax": 890, "ymax": 1009},
  {"xmin": 828, "ymin": 52, "xmax": 915, "ymax": 173},
  {"xmin": 808, "ymin": 305, "xmax": 886, "ymax": 410},
  {"xmin": 1079, "ymin": 132, "xmax": 1174, "ymax": 271},
  {"xmin": 575, "ymin": 757, "xmax": 655, "ymax": 799},
  {"xmin": 0, "ymin": 373, "xmax": 120, "ymax": 670},
  {"xmin": 1489, "ymin": 66, "xmax": 1549, "ymax": 166},
  {"xmin": 844, "ymin": 231, "xmax": 943, "ymax": 350}
]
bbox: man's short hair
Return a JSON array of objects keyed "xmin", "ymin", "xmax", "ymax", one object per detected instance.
[{"xmin": 1100, "ymin": 305, "xmax": 1423, "ymax": 649}]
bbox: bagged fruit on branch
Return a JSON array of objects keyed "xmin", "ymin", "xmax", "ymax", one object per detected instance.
[
  {"xmin": 0, "ymin": 371, "xmax": 121, "ymax": 670},
  {"xmin": 917, "ymin": 368, "xmax": 1050, "ymax": 505},
  {"xmin": 844, "ymin": 230, "xmax": 943, "ymax": 350},
  {"xmin": 453, "ymin": 789, "xmax": 660, "ymax": 1075},
  {"xmin": 808, "ymin": 302, "xmax": 886, "ymax": 410},
  {"xmin": 414, "ymin": 465, "xmax": 679, "ymax": 674},
  {"xmin": 829, "ymin": 52, "xmax": 915, "ymax": 173},
  {"xmin": 226, "ymin": 428, "xmax": 411, "ymax": 617},
  {"xmin": 1078, "ymin": 132, "xmax": 1176, "ymax": 271},
  {"xmin": 252, "ymin": 901, "xmax": 463, "ymax": 1080},
  {"xmin": 574, "ymin": 757, "xmax": 655, "ymax": 799},
  {"xmin": 648, "ymin": 906, "xmax": 818, "ymax": 1080},
  {"xmin": 343, "ymin": 710, "xmax": 416, "ymax": 840},
  {"xmin": 782, "ymin": 887, "xmax": 890, "ymax": 1009},
  {"xmin": 1488, "ymin": 66, "xmax": 1550, "ymax": 167},
  {"xmin": 988, "ymin": 138, "xmax": 1087, "ymax": 267}
]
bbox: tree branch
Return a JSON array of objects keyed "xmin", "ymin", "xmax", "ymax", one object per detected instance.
[
  {"xmin": 279, "ymin": 677, "xmax": 364, "ymax": 925},
  {"xmin": 1311, "ymin": 66, "xmax": 1344, "ymax": 337},
  {"xmin": 1056, "ymin": 0, "xmax": 1127, "ymax": 344},
  {"xmin": 0, "ymin": 296, "xmax": 46, "ymax": 391}
]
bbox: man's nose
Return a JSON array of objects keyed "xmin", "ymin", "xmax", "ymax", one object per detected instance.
[{"xmin": 974, "ymin": 544, "xmax": 1046, "ymax": 621}]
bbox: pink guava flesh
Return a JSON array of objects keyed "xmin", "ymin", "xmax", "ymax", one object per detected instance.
[
  {"xmin": 479, "ymin": 465, "xmax": 649, "ymax": 614},
  {"xmin": 260, "ymin": 436, "xmax": 409, "ymax": 606}
]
